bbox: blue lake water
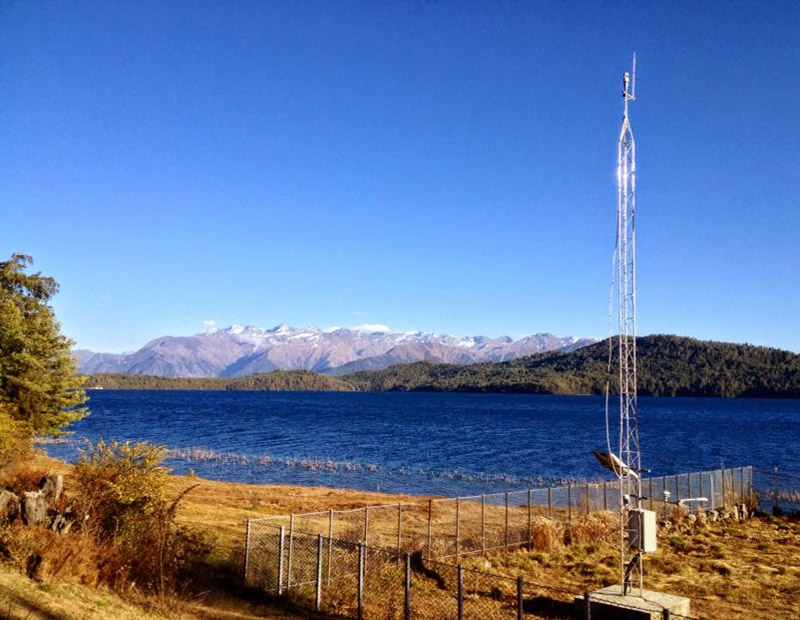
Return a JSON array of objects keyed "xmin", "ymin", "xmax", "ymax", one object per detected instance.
[{"xmin": 45, "ymin": 390, "xmax": 799, "ymax": 497}]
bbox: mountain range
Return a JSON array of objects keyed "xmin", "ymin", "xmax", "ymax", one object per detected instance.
[{"xmin": 74, "ymin": 325, "xmax": 596, "ymax": 378}]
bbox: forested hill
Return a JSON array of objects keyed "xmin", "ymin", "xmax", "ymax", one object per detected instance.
[
  {"xmin": 83, "ymin": 336, "xmax": 800, "ymax": 398},
  {"xmin": 83, "ymin": 370, "xmax": 356, "ymax": 391},
  {"xmin": 341, "ymin": 335, "xmax": 800, "ymax": 398}
]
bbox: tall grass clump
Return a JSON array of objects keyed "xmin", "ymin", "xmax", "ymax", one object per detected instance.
[{"xmin": 73, "ymin": 439, "xmax": 210, "ymax": 596}]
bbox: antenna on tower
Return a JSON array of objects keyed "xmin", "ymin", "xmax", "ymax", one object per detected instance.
[{"xmin": 594, "ymin": 53, "xmax": 655, "ymax": 598}]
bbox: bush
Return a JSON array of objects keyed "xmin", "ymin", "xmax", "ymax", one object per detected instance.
[{"xmin": 73, "ymin": 440, "xmax": 210, "ymax": 595}]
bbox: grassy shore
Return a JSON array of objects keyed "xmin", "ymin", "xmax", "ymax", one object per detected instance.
[{"xmin": 4, "ymin": 453, "xmax": 799, "ymax": 620}]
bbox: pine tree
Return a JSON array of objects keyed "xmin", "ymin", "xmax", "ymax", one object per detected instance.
[{"xmin": 0, "ymin": 254, "xmax": 87, "ymax": 444}]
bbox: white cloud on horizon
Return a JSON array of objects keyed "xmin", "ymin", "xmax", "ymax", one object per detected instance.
[
  {"xmin": 202, "ymin": 319, "xmax": 216, "ymax": 327},
  {"xmin": 352, "ymin": 323, "xmax": 391, "ymax": 333}
]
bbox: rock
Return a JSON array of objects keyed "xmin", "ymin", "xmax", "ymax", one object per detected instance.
[
  {"xmin": 21, "ymin": 491, "xmax": 47, "ymax": 527},
  {"xmin": 0, "ymin": 490, "xmax": 20, "ymax": 523},
  {"xmin": 50, "ymin": 512, "xmax": 74, "ymax": 535},
  {"xmin": 39, "ymin": 474, "xmax": 63, "ymax": 505}
]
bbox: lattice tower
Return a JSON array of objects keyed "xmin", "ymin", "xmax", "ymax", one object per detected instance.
[{"xmin": 617, "ymin": 54, "xmax": 643, "ymax": 591}]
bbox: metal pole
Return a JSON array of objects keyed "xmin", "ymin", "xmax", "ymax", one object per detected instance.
[
  {"xmin": 504, "ymin": 492, "xmax": 510, "ymax": 547},
  {"xmin": 364, "ymin": 506, "xmax": 369, "ymax": 545},
  {"xmin": 649, "ymin": 477, "xmax": 654, "ymax": 511},
  {"xmin": 481, "ymin": 494, "xmax": 486, "ymax": 554},
  {"xmin": 527, "ymin": 489, "xmax": 532, "ymax": 550},
  {"xmin": 357, "ymin": 543, "xmax": 364, "ymax": 620},
  {"xmin": 328, "ymin": 509, "xmax": 334, "ymax": 584},
  {"xmin": 584, "ymin": 592, "xmax": 592, "ymax": 620},
  {"xmin": 287, "ymin": 514, "xmax": 294, "ymax": 593},
  {"xmin": 427, "ymin": 499, "xmax": 433, "ymax": 560},
  {"xmin": 315, "ymin": 534, "xmax": 323, "ymax": 611},
  {"xmin": 662, "ymin": 608, "xmax": 670, "ymax": 620},
  {"xmin": 721, "ymin": 469, "xmax": 726, "ymax": 509},
  {"xmin": 404, "ymin": 553, "xmax": 411, "ymax": 620},
  {"xmin": 517, "ymin": 576, "xmax": 524, "ymax": 620},
  {"xmin": 457, "ymin": 564, "xmax": 464, "ymax": 620},
  {"xmin": 675, "ymin": 475, "xmax": 680, "ymax": 505},
  {"xmin": 277, "ymin": 526, "xmax": 285, "ymax": 595},
  {"xmin": 397, "ymin": 503, "xmax": 402, "ymax": 558},
  {"xmin": 586, "ymin": 483, "xmax": 591, "ymax": 515},
  {"xmin": 243, "ymin": 519, "xmax": 251, "ymax": 583},
  {"xmin": 568, "ymin": 484, "xmax": 572, "ymax": 523},
  {"xmin": 603, "ymin": 482, "xmax": 608, "ymax": 511},
  {"xmin": 774, "ymin": 467, "xmax": 780, "ymax": 511},
  {"xmin": 455, "ymin": 497, "xmax": 461, "ymax": 560},
  {"xmin": 739, "ymin": 467, "xmax": 744, "ymax": 504},
  {"xmin": 547, "ymin": 487, "xmax": 552, "ymax": 517},
  {"xmin": 699, "ymin": 472, "xmax": 704, "ymax": 504}
]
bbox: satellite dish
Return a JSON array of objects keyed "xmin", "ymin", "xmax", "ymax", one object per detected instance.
[{"xmin": 592, "ymin": 450, "xmax": 640, "ymax": 480}]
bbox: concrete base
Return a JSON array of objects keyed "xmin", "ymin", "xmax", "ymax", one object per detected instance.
[{"xmin": 574, "ymin": 585, "xmax": 691, "ymax": 620}]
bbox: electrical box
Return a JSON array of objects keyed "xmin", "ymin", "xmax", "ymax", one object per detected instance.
[{"xmin": 628, "ymin": 508, "xmax": 657, "ymax": 553}]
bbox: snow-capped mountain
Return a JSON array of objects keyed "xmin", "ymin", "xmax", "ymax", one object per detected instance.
[{"xmin": 74, "ymin": 325, "xmax": 596, "ymax": 378}]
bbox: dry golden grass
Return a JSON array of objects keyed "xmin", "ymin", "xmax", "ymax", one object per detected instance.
[
  {"xmin": 18, "ymin": 452, "xmax": 800, "ymax": 620},
  {"xmin": 466, "ymin": 512, "xmax": 800, "ymax": 620}
]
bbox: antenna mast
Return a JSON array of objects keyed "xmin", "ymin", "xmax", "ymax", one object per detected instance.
[{"xmin": 617, "ymin": 53, "xmax": 642, "ymax": 592}]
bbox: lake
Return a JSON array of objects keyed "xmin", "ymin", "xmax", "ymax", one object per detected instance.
[{"xmin": 44, "ymin": 390, "xmax": 799, "ymax": 497}]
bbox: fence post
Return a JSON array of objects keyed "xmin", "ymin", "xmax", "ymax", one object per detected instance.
[
  {"xmin": 457, "ymin": 564, "xmax": 464, "ymax": 620},
  {"xmin": 328, "ymin": 509, "xmax": 334, "ymax": 584},
  {"xmin": 699, "ymin": 472, "xmax": 704, "ymax": 505},
  {"xmin": 287, "ymin": 514, "xmax": 294, "ymax": 593},
  {"xmin": 455, "ymin": 497, "xmax": 461, "ymax": 560},
  {"xmin": 527, "ymin": 489, "xmax": 532, "ymax": 550},
  {"xmin": 481, "ymin": 494, "xmax": 486, "ymax": 554},
  {"xmin": 584, "ymin": 592, "xmax": 591, "ymax": 620},
  {"xmin": 603, "ymin": 482, "xmax": 607, "ymax": 511},
  {"xmin": 243, "ymin": 519, "xmax": 251, "ymax": 583},
  {"xmin": 649, "ymin": 478, "xmax": 654, "ymax": 511},
  {"xmin": 721, "ymin": 469, "xmax": 726, "ymax": 509},
  {"xmin": 504, "ymin": 492, "xmax": 510, "ymax": 547},
  {"xmin": 517, "ymin": 576, "xmax": 524, "ymax": 620},
  {"xmin": 364, "ymin": 506, "xmax": 370, "ymax": 546},
  {"xmin": 675, "ymin": 475, "xmax": 680, "ymax": 505},
  {"xmin": 568, "ymin": 484, "xmax": 572, "ymax": 523},
  {"xmin": 397, "ymin": 503, "xmax": 403, "ymax": 558},
  {"xmin": 277, "ymin": 526, "xmax": 285, "ymax": 595},
  {"xmin": 662, "ymin": 608, "xmax": 670, "ymax": 619},
  {"xmin": 739, "ymin": 467, "xmax": 745, "ymax": 504},
  {"xmin": 427, "ymin": 499, "xmax": 433, "ymax": 560},
  {"xmin": 774, "ymin": 467, "xmax": 780, "ymax": 511},
  {"xmin": 547, "ymin": 486, "xmax": 552, "ymax": 517},
  {"xmin": 357, "ymin": 543, "xmax": 364, "ymax": 620},
  {"xmin": 404, "ymin": 553, "xmax": 411, "ymax": 620},
  {"xmin": 315, "ymin": 534, "xmax": 323, "ymax": 611},
  {"xmin": 585, "ymin": 483, "xmax": 591, "ymax": 515}
]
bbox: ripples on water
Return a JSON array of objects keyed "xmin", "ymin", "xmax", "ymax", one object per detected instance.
[{"xmin": 44, "ymin": 390, "xmax": 800, "ymax": 496}]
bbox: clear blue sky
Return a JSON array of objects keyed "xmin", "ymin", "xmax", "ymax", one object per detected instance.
[{"xmin": 2, "ymin": 1, "xmax": 799, "ymax": 353}]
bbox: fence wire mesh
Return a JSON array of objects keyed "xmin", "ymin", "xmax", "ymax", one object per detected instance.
[{"xmin": 243, "ymin": 466, "xmax": 755, "ymax": 619}]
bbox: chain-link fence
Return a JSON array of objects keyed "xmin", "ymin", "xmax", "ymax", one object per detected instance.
[
  {"xmin": 246, "ymin": 526, "xmax": 705, "ymax": 620},
  {"xmin": 753, "ymin": 466, "xmax": 800, "ymax": 514},
  {"xmin": 242, "ymin": 466, "xmax": 757, "ymax": 619},
  {"xmin": 248, "ymin": 466, "xmax": 753, "ymax": 565}
]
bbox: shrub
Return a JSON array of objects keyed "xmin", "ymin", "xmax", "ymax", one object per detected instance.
[{"xmin": 73, "ymin": 439, "xmax": 209, "ymax": 595}]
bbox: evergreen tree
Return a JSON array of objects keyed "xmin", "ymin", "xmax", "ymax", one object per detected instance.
[{"xmin": 0, "ymin": 254, "xmax": 87, "ymax": 444}]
